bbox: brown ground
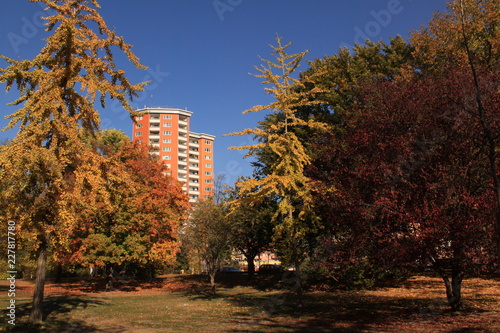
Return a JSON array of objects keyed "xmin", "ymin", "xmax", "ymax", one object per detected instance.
[{"xmin": 1, "ymin": 273, "xmax": 499, "ymax": 332}]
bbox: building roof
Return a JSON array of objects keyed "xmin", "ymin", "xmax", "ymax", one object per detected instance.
[{"xmin": 135, "ymin": 107, "xmax": 193, "ymax": 117}]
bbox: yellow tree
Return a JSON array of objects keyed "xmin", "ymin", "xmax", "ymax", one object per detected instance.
[
  {"xmin": 0, "ymin": 0, "xmax": 147, "ymax": 323},
  {"xmin": 225, "ymin": 36, "xmax": 326, "ymax": 305}
]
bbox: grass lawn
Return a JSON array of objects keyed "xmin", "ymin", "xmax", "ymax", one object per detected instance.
[{"xmin": 1, "ymin": 273, "xmax": 499, "ymax": 332}]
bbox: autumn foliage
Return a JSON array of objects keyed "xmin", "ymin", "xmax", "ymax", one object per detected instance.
[
  {"xmin": 302, "ymin": 0, "xmax": 500, "ymax": 310},
  {"xmin": 66, "ymin": 137, "xmax": 189, "ymax": 277}
]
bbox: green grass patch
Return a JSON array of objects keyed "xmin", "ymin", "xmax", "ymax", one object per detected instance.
[{"xmin": 1, "ymin": 274, "xmax": 499, "ymax": 332}]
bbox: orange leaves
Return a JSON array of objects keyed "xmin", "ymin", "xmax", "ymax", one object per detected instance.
[{"xmin": 67, "ymin": 136, "xmax": 189, "ymax": 269}]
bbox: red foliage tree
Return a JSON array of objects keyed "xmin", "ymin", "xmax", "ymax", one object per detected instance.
[
  {"xmin": 65, "ymin": 139, "xmax": 190, "ymax": 278},
  {"xmin": 309, "ymin": 66, "xmax": 498, "ymax": 310}
]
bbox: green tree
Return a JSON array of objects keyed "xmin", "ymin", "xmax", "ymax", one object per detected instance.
[
  {"xmin": 183, "ymin": 197, "xmax": 232, "ymax": 294},
  {"xmin": 252, "ymin": 36, "xmax": 415, "ymax": 183},
  {"xmin": 225, "ymin": 36, "xmax": 327, "ymax": 305},
  {"xmin": 68, "ymin": 132, "xmax": 189, "ymax": 279},
  {"xmin": 227, "ymin": 179, "xmax": 275, "ymax": 278},
  {"xmin": 0, "ymin": 0, "xmax": 146, "ymax": 323}
]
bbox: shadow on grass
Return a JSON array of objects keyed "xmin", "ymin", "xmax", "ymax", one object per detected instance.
[
  {"xmin": 222, "ymin": 288, "xmax": 499, "ymax": 332},
  {"xmin": 1, "ymin": 296, "xmax": 127, "ymax": 333}
]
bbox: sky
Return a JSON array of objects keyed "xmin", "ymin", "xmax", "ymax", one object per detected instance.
[{"xmin": 0, "ymin": 0, "xmax": 448, "ymax": 185}]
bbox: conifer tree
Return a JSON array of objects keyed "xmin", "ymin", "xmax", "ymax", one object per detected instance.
[
  {"xmin": 225, "ymin": 36, "xmax": 327, "ymax": 305},
  {"xmin": 0, "ymin": 0, "xmax": 147, "ymax": 323}
]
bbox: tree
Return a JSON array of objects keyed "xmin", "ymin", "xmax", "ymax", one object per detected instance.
[
  {"xmin": 411, "ymin": 0, "xmax": 500, "ymax": 262},
  {"xmin": 67, "ymin": 131, "xmax": 189, "ymax": 279},
  {"xmin": 0, "ymin": 0, "xmax": 146, "ymax": 323},
  {"xmin": 227, "ymin": 179, "xmax": 275, "ymax": 278},
  {"xmin": 183, "ymin": 197, "xmax": 232, "ymax": 295},
  {"xmin": 308, "ymin": 60, "xmax": 497, "ymax": 311},
  {"xmin": 225, "ymin": 36, "xmax": 327, "ymax": 305}
]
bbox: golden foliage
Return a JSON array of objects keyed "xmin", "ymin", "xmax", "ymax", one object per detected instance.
[
  {"xmin": 0, "ymin": 0, "xmax": 148, "ymax": 254},
  {"xmin": 225, "ymin": 36, "xmax": 328, "ymax": 248}
]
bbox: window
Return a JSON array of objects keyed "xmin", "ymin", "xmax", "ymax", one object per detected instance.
[
  {"xmin": 205, "ymin": 163, "xmax": 211, "ymax": 168},
  {"xmin": 205, "ymin": 179, "xmax": 212, "ymax": 183},
  {"xmin": 136, "ymin": 116, "xmax": 143, "ymax": 120},
  {"xmin": 205, "ymin": 187, "xmax": 212, "ymax": 192},
  {"xmin": 162, "ymin": 147, "xmax": 171, "ymax": 152},
  {"xmin": 205, "ymin": 171, "xmax": 212, "ymax": 176},
  {"xmin": 204, "ymin": 148, "xmax": 211, "ymax": 152},
  {"xmin": 135, "ymin": 132, "xmax": 142, "ymax": 136},
  {"xmin": 162, "ymin": 138, "xmax": 171, "ymax": 143},
  {"xmin": 205, "ymin": 155, "xmax": 211, "ymax": 160},
  {"xmin": 163, "ymin": 115, "xmax": 172, "ymax": 119},
  {"xmin": 162, "ymin": 155, "xmax": 171, "ymax": 160},
  {"xmin": 163, "ymin": 131, "xmax": 171, "ymax": 135},
  {"xmin": 135, "ymin": 123, "xmax": 142, "ymax": 129},
  {"xmin": 205, "ymin": 140, "xmax": 212, "ymax": 145},
  {"xmin": 163, "ymin": 122, "xmax": 172, "ymax": 127}
]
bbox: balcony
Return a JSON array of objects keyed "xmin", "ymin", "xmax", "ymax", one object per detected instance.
[
  {"xmin": 189, "ymin": 187, "xmax": 200, "ymax": 194},
  {"xmin": 178, "ymin": 149, "xmax": 187, "ymax": 158}
]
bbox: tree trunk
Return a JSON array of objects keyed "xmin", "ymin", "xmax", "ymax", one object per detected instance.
[
  {"xmin": 209, "ymin": 272, "xmax": 216, "ymax": 295},
  {"xmin": 246, "ymin": 253, "xmax": 256, "ymax": 279},
  {"xmin": 29, "ymin": 241, "xmax": 48, "ymax": 324},
  {"xmin": 54, "ymin": 262, "xmax": 63, "ymax": 283},
  {"xmin": 436, "ymin": 263, "xmax": 464, "ymax": 311},
  {"xmin": 294, "ymin": 260, "xmax": 303, "ymax": 308}
]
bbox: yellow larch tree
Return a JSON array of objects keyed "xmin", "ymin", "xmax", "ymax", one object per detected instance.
[
  {"xmin": 0, "ymin": 0, "xmax": 147, "ymax": 323},
  {"xmin": 225, "ymin": 36, "xmax": 327, "ymax": 305}
]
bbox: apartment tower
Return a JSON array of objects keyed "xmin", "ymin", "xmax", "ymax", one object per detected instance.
[{"xmin": 131, "ymin": 107, "xmax": 215, "ymax": 202}]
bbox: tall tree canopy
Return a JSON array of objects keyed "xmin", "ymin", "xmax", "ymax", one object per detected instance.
[
  {"xmin": 66, "ymin": 130, "xmax": 189, "ymax": 278},
  {"xmin": 226, "ymin": 36, "xmax": 327, "ymax": 304},
  {"xmin": 0, "ymin": 0, "xmax": 147, "ymax": 323},
  {"xmin": 303, "ymin": 0, "xmax": 499, "ymax": 310},
  {"xmin": 183, "ymin": 196, "xmax": 232, "ymax": 295},
  {"xmin": 411, "ymin": 0, "xmax": 500, "ymax": 262}
]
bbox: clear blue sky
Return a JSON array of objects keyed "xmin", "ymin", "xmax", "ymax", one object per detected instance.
[{"xmin": 0, "ymin": 0, "xmax": 446, "ymax": 185}]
